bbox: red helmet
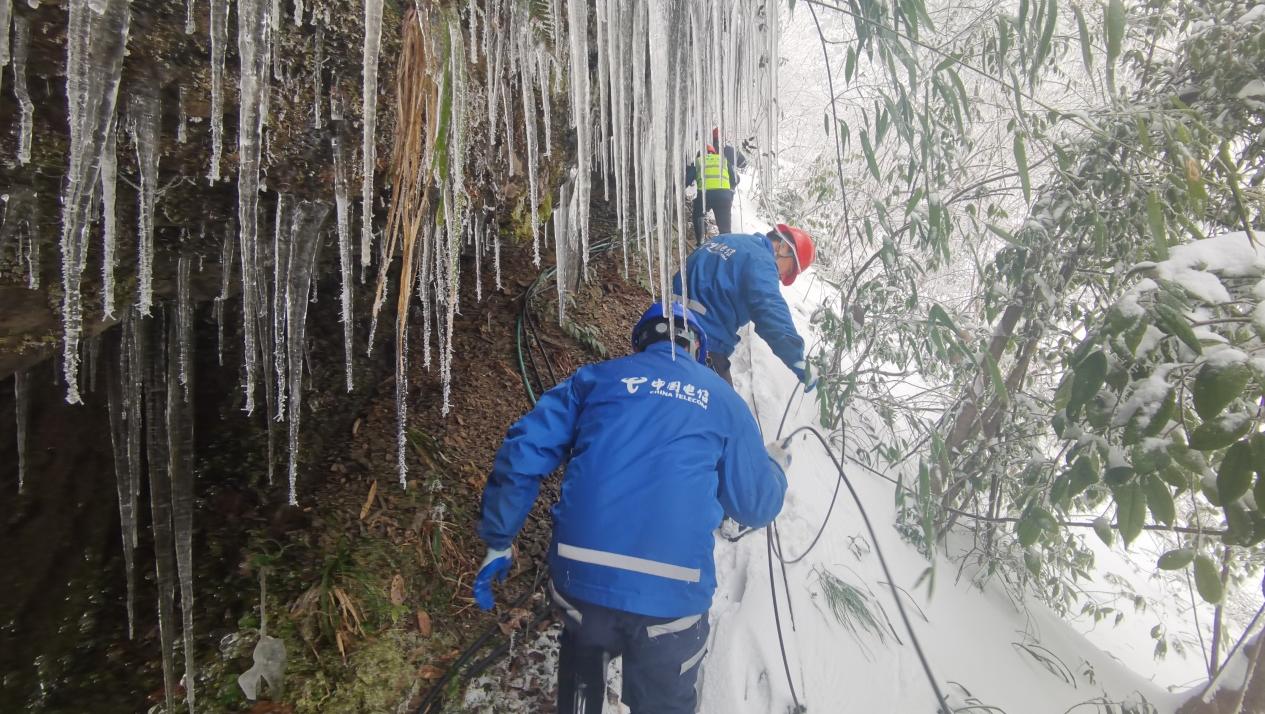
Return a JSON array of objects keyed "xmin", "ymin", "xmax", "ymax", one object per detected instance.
[
  {"xmin": 774, "ymin": 224, "xmax": 816, "ymax": 285},
  {"xmin": 706, "ymin": 144, "xmax": 718, "ymax": 154}
]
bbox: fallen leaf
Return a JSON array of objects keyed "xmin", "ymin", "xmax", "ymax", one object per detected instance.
[
  {"xmin": 352, "ymin": 417, "xmax": 362, "ymax": 436},
  {"xmin": 416, "ymin": 610, "xmax": 433, "ymax": 637},
  {"xmin": 359, "ymin": 481, "xmax": 378, "ymax": 521},
  {"xmin": 418, "ymin": 664, "xmax": 445, "ymax": 680},
  {"xmin": 390, "ymin": 574, "xmax": 406, "ymax": 606}
]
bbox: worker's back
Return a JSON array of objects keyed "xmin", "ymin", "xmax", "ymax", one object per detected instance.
[{"xmin": 487, "ymin": 340, "xmax": 784, "ymax": 618}]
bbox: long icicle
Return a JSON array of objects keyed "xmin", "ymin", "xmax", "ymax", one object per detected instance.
[
  {"xmin": 168, "ymin": 289, "xmax": 197, "ymax": 714},
  {"xmin": 58, "ymin": 0, "xmax": 131, "ymax": 404},
  {"xmin": 359, "ymin": 0, "xmax": 385, "ymax": 274},
  {"xmin": 14, "ymin": 368, "xmax": 29, "ymax": 493},
  {"xmin": 143, "ymin": 310, "xmax": 178, "ymax": 712}
]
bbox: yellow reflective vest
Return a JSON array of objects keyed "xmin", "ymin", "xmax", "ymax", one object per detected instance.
[{"xmin": 696, "ymin": 152, "xmax": 733, "ymax": 191}]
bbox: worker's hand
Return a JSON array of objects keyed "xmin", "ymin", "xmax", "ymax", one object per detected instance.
[
  {"xmin": 794, "ymin": 361, "xmax": 819, "ymax": 393},
  {"xmin": 765, "ymin": 439, "xmax": 793, "ymax": 473},
  {"xmin": 472, "ymin": 547, "xmax": 512, "ymax": 611}
]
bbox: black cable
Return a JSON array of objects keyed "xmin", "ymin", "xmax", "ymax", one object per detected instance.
[
  {"xmin": 767, "ymin": 529, "xmax": 806, "ymax": 713},
  {"xmin": 778, "ymin": 422, "xmax": 952, "ymax": 712}
]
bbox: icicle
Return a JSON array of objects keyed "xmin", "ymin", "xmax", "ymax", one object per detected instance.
[
  {"xmin": 59, "ymin": 0, "xmax": 131, "ymax": 404},
  {"xmin": 312, "ymin": 25, "xmax": 324, "ymax": 129},
  {"xmin": 106, "ymin": 333, "xmax": 138, "ymax": 638},
  {"xmin": 14, "ymin": 368, "xmax": 29, "ymax": 493},
  {"xmin": 177, "ymin": 254, "xmax": 193, "ymax": 399},
  {"xmin": 284, "ymin": 202, "xmax": 330, "ymax": 504},
  {"xmin": 492, "ymin": 221, "xmax": 502, "ymax": 290},
  {"xmin": 177, "ymin": 85, "xmax": 188, "ymax": 143},
  {"xmin": 518, "ymin": 25, "xmax": 541, "ymax": 266},
  {"xmin": 331, "ymin": 93, "xmax": 354, "ymax": 392},
  {"xmin": 293, "ymin": 0, "xmax": 302, "ymax": 25},
  {"xmin": 143, "ymin": 311, "xmax": 178, "ymax": 712},
  {"xmin": 272, "ymin": 195, "xmax": 290, "ymax": 421},
  {"xmin": 0, "ymin": 0, "xmax": 11, "ymax": 96},
  {"xmin": 360, "ymin": 0, "xmax": 384, "ymax": 272},
  {"xmin": 87, "ymin": 332, "xmax": 101, "ymax": 393},
  {"xmin": 129, "ymin": 75, "xmax": 160, "ymax": 318},
  {"xmin": 236, "ymin": 0, "xmax": 272, "ymax": 414},
  {"xmin": 167, "ymin": 308, "xmax": 197, "ymax": 714},
  {"xmin": 12, "ymin": 13, "xmax": 32, "ymax": 165},
  {"xmin": 1, "ymin": 188, "xmax": 39, "ymax": 288},
  {"xmin": 565, "ymin": 0, "xmax": 591, "ymax": 273},
  {"xmin": 396, "ymin": 227, "xmax": 424, "ymax": 489},
  {"xmin": 185, "ymin": 0, "xmax": 195, "ymax": 33},
  {"xmin": 215, "ymin": 221, "xmax": 236, "ymax": 367},
  {"xmin": 537, "ymin": 49, "xmax": 552, "ymax": 156},
  {"xmin": 100, "ymin": 117, "xmax": 119, "ymax": 318},
  {"xmin": 208, "ymin": 0, "xmax": 228, "ymax": 180}
]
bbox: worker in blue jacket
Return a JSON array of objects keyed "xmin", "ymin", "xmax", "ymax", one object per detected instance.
[
  {"xmin": 472, "ymin": 302, "xmax": 790, "ymax": 714},
  {"xmin": 672, "ymin": 224, "xmax": 818, "ymax": 388}
]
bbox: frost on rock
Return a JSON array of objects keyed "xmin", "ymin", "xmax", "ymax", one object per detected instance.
[{"xmin": 59, "ymin": 0, "xmax": 131, "ymax": 404}]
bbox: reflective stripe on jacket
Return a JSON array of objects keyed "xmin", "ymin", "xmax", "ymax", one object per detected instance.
[
  {"xmin": 696, "ymin": 152, "xmax": 733, "ymax": 191},
  {"xmin": 671, "ymin": 233, "xmax": 806, "ymax": 373},
  {"xmin": 477, "ymin": 341, "xmax": 787, "ymax": 618}
]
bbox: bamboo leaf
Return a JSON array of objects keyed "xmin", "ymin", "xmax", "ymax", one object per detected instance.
[
  {"xmin": 1144, "ymin": 474, "xmax": 1175, "ymax": 527},
  {"xmin": 1153, "ymin": 304, "xmax": 1202, "ymax": 355},
  {"xmin": 1193, "ymin": 555, "xmax": 1223, "ymax": 604},
  {"xmin": 1147, "ymin": 191, "xmax": 1168, "ymax": 259},
  {"xmin": 860, "ymin": 129, "xmax": 881, "ymax": 180},
  {"xmin": 1092, "ymin": 516, "xmax": 1114, "ymax": 546},
  {"xmin": 1105, "ymin": 0, "xmax": 1125, "ymax": 66},
  {"xmin": 984, "ymin": 352, "xmax": 1008, "ymax": 405},
  {"xmin": 1014, "ymin": 134, "xmax": 1031, "ymax": 204},
  {"xmin": 1217, "ymin": 441, "xmax": 1256, "ymax": 504},
  {"xmin": 1192, "ymin": 363, "xmax": 1251, "ymax": 421},
  {"xmin": 1157, "ymin": 548, "xmax": 1194, "ymax": 570},
  {"xmin": 1067, "ymin": 350, "xmax": 1108, "ymax": 416},
  {"xmin": 1073, "ymin": 5, "xmax": 1093, "ymax": 71},
  {"xmin": 1114, "ymin": 482, "xmax": 1146, "ymax": 547}
]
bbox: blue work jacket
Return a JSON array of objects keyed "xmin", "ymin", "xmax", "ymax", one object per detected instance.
[
  {"xmin": 478, "ymin": 341, "xmax": 786, "ymax": 618},
  {"xmin": 672, "ymin": 233, "xmax": 806, "ymax": 375}
]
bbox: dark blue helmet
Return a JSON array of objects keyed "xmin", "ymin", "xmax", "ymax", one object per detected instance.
[{"xmin": 632, "ymin": 301, "xmax": 709, "ymax": 364}]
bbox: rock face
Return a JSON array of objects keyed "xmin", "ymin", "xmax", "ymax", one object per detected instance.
[{"xmin": 0, "ymin": 0, "xmax": 401, "ymax": 379}]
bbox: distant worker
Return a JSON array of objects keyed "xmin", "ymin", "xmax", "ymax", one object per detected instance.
[
  {"xmin": 684, "ymin": 128, "xmax": 747, "ymax": 246},
  {"xmin": 672, "ymin": 225, "xmax": 818, "ymax": 389},
  {"xmin": 472, "ymin": 302, "xmax": 789, "ymax": 714}
]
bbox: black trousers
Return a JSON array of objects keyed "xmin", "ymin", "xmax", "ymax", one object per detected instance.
[
  {"xmin": 691, "ymin": 189, "xmax": 734, "ymax": 246},
  {"xmin": 552, "ymin": 583, "xmax": 709, "ymax": 714}
]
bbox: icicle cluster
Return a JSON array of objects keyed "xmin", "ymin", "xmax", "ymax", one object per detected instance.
[{"xmin": 59, "ymin": 0, "xmax": 132, "ymax": 404}]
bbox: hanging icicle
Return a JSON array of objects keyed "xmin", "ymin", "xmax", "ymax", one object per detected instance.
[
  {"xmin": 59, "ymin": 0, "xmax": 132, "ymax": 404},
  {"xmin": 360, "ymin": 0, "xmax": 384, "ymax": 273},
  {"xmin": 236, "ymin": 0, "xmax": 272, "ymax": 414},
  {"xmin": 106, "ymin": 326, "xmax": 139, "ymax": 639},
  {"xmin": 129, "ymin": 74, "xmax": 160, "ymax": 318},
  {"xmin": 14, "ymin": 368, "xmax": 29, "ymax": 493},
  {"xmin": 284, "ymin": 202, "xmax": 331, "ymax": 504},
  {"xmin": 12, "ymin": 12, "xmax": 33, "ymax": 165},
  {"xmin": 208, "ymin": 0, "xmax": 228, "ymax": 180},
  {"xmin": 167, "ymin": 303, "xmax": 197, "ymax": 714},
  {"xmin": 331, "ymin": 92, "xmax": 355, "ymax": 392}
]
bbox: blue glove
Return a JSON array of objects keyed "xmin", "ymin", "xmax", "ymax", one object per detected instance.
[
  {"xmin": 472, "ymin": 547, "xmax": 512, "ymax": 611},
  {"xmin": 793, "ymin": 361, "xmax": 819, "ymax": 393}
]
